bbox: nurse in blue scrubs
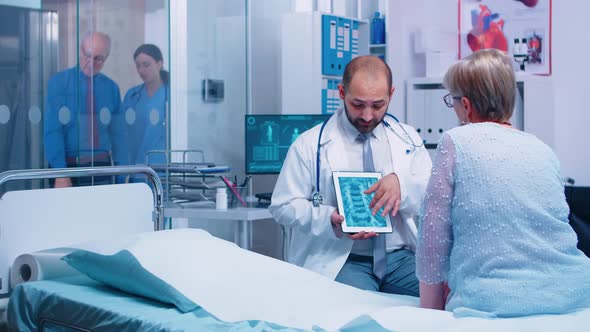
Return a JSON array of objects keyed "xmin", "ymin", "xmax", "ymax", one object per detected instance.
[{"xmin": 122, "ymin": 44, "xmax": 168, "ymax": 176}]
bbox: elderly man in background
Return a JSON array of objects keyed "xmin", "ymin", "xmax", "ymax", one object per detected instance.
[{"xmin": 44, "ymin": 31, "xmax": 128, "ymax": 187}]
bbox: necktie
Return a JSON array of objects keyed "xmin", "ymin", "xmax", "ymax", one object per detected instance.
[
  {"xmin": 87, "ymin": 77, "xmax": 99, "ymax": 151},
  {"xmin": 359, "ymin": 133, "xmax": 387, "ymax": 280}
]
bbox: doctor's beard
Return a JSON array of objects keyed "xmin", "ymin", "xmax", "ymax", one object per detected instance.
[{"xmin": 343, "ymin": 103, "xmax": 385, "ymax": 134}]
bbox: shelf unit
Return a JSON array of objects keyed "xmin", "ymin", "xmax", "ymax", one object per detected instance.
[
  {"xmin": 406, "ymin": 74, "xmax": 554, "ymax": 149},
  {"xmin": 281, "ymin": 12, "xmax": 369, "ymax": 115},
  {"xmin": 369, "ymin": 43, "xmax": 386, "ymax": 59},
  {"xmin": 358, "ymin": 0, "xmax": 388, "ymax": 61}
]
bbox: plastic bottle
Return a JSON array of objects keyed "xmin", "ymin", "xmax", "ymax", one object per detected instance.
[
  {"xmin": 216, "ymin": 188, "xmax": 228, "ymax": 210},
  {"xmin": 513, "ymin": 38, "xmax": 520, "ymax": 55},
  {"xmin": 371, "ymin": 11, "xmax": 385, "ymax": 45},
  {"xmin": 520, "ymin": 38, "xmax": 528, "ymax": 57},
  {"xmin": 513, "ymin": 38, "xmax": 525, "ymax": 71}
]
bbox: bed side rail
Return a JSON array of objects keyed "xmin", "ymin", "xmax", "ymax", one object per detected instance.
[{"xmin": 0, "ymin": 166, "xmax": 164, "ymax": 231}]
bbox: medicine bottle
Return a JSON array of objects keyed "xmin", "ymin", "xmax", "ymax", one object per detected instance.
[
  {"xmin": 216, "ymin": 188, "xmax": 228, "ymax": 210},
  {"xmin": 371, "ymin": 12, "xmax": 385, "ymax": 45},
  {"xmin": 513, "ymin": 38, "xmax": 520, "ymax": 55},
  {"xmin": 520, "ymin": 38, "xmax": 528, "ymax": 57}
]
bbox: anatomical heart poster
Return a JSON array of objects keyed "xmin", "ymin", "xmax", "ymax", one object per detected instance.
[{"xmin": 459, "ymin": 0, "xmax": 551, "ymax": 75}]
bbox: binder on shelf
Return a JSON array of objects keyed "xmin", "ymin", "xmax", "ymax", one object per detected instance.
[
  {"xmin": 343, "ymin": 20, "xmax": 351, "ymax": 64},
  {"xmin": 351, "ymin": 20, "xmax": 359, "ymax": 59},
  {"xmin": 322, "ymin": 79, "xmax": 341, "ymax": 114},
  {"xmin": 331, "ymin": 79, "xmax": 342, "ymax": 113},
  {"xmin": 328, "ymin": 79, "xmax": 335, "ymax": 114},
  {"xmin": 322, "ymin": 15, "xmax": 338, "ymax": 76},
  {"xmin": 336, "ymin": 17, "xmax": 348, "ymax": 75},
  {"xmin": 322, "ymin": 78, "xmax": 329, "ymax": 114}
]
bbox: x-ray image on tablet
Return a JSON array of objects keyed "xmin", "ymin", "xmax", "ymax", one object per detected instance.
[{"xmin": 333, "ymin": 171, "xmax": 393, "ymax": 233}]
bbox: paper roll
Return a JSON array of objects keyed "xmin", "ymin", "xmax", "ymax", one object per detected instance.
[{"xmin": 10, "ymin": 247, "xmax": 80, "ymax": 290}]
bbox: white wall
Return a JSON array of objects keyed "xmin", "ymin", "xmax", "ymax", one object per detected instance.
[
  {"xmin": 387, "ymin": 0, "xmax": 590, "ymax": 185},
  {"xmin": 551, "ymin": 1, "xmax": 590, "ymax": 185},
  {"xmin": 250, "ymin": 0, "xmax": 291, "ymax": 115},
  {"xmin": 249, "ymin": 0, "xmax": 292, "ymax": 259},
  {"xmin": 386, "ymin": 0, "xmax": 457, "ymax": 122},
  {"xmin": 185, "ymin": 0, "xmax": 246, "ymax": 170},
  {"xmin": 178, "ymin": 0, "xmax": 247, "ymax": 242}
]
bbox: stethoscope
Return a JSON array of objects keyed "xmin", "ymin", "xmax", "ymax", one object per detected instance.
[
  {"xmin": 128, "ymin": 84, "xmax": 169, "ymax": 105},
  {"xmin": 311, "ymin": 113, "xmax": 424, "ymax": 207}
]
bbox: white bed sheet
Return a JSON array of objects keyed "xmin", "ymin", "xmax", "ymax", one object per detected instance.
[
  {"xmin": 71, "ymin": 229, "xmax": 416, "ymax": 331},
  {"xmin": 69, "ymin": 229, "xmax": 590, "ymax": 331},
  {"xmin": 342, "ymin": 305, "xmax": 590, "ymax": 331}
]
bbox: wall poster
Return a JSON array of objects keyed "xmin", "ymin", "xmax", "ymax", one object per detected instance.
[{"xmin": 459, "ymin": 0, "xmax": 552, "ymax": 75}]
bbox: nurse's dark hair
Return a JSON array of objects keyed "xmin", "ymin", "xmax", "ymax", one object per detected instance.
[
  {"xmin": 341, "ymin": 56, "xmax": 392, "ymax": 92},
  {"xmin": 134, "ymin": 44, "xmax": 169, "ymax": 85}
]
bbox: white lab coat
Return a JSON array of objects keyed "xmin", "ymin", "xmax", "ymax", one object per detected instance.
[{"xmin": 270, "ymin": 108, "xmax": 433, "ymax": 280}]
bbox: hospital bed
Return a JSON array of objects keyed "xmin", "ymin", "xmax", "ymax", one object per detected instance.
[{"xmin": 2, "ymin": 167, "xmax": 590, "ymax": 332}]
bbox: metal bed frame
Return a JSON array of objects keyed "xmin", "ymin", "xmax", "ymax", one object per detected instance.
[
  {"xmin": 0, "ymin": 165, "xmax": 165, "ymax": 231},
  {"xmin": 0, "ymin": 166, "xmax": 165, "ymax": 331}
]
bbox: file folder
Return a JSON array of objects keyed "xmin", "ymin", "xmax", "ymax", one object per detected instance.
[
  {"xmin": 351, "ymin": 20, "xmax": 359, "ymax": 59},
  {"xmin": 322, "ymin": 14, "xmax": 338, "ymax": 75}
]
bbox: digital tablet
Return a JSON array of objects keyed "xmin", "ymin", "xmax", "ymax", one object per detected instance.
[{"xmin": 332, "ymin": 171, "xmax": 393, "ymax": 234}]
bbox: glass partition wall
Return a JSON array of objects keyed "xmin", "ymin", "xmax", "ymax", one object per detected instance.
[
  {"xmin": 0, "ymin": 4, "xmax": 58, "ymax": 191},
  {"xmin": 0, "ymin": 0, "xmax": 248, "ymax": 206},
  {"xmin": 39, "ymin": 0, "xmax": 171, "ymax": 187},
  {"xmin": 0, "ymin": 0, "xmax": 171, "ymax": 190}
]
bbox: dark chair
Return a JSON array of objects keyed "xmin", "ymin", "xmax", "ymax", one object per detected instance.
[{"xmin": 565, "ymin": 186, "xmax": 590, "ymax": 257}]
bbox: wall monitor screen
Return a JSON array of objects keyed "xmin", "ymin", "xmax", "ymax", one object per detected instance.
[{"xmin": 245, "ymin": 114, "xmax": 332, "ymax": 174}]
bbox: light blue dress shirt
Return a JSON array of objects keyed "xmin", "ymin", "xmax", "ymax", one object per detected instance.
[
  {"xmin": 44, "ymin": 66, "xmax": 128, "ymax": 168},
  {"xmin": 417, "ymin": 122, "xmax": 590, "ymax": 317},
  {"xmin": 338, "ymin": 113, "xmax": 406, "ymax": 255}
]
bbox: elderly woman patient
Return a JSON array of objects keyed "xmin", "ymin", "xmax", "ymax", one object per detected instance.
[{"xmin": 416, "ymin": 48, "xmax": 590, "ymax": 317}]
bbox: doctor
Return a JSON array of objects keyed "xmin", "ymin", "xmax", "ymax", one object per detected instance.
[
  {"xmin": 122, "ymin": 44, "xmax": 168, "ymax": 176},
  {"xmin": 270, "ymin": 56, "xmax": 432, "ymax": 296}
]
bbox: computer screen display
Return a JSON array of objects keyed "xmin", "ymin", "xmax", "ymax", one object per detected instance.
[{"xmin": 245, "ymin": 114, "xmax": 332, "ymax": 174}]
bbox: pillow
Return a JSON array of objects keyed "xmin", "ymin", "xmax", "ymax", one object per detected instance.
[
  {"xmin": 62, "ymin": 229, "xmax": 207, "ymax": 312},
  {"xmin": 63, "ymin": 248, "xmax": 197, "ymax": 312}
]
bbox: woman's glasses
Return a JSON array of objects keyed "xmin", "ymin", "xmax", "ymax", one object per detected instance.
[{"xmin": 443, "ymin": 94, "xmax": 462, "ymax": 108}]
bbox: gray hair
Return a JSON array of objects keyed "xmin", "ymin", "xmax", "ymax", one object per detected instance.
[
  {"xmin": 443, "ymin": 48, "xmax": 515, "ymax": 122},
  {"xmin": 80, "ymin": 31, "xmax": 111, "ymax": 56}
]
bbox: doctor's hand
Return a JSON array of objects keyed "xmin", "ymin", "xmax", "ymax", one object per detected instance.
[
  {"xmin": 54, "ymin": 177, "xmax": 72, "ymax": 188},
  {"xmin": 364, "ymin": 173, "xmax": 401, "ymax": 217},
  {"xmin": 330, "ymin": 210, "xmax": 345, "ymax": 227},
  {"xmin": 347, "ymin": 231, "xmax": 378, "ymax": 240},
  {"xmin": 330, "ymin": 210, "xmax": 377, "ymax": 240}
]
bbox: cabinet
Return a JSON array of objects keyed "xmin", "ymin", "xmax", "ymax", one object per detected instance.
[
  {"xmin": 406, "ymin": 74, "xmax": 554, "ymax": 149},
  {"xmin": 281, "ymin": 12, "xmax": 369, "ymax": 115},
  {"xmin": 369, "ymin": 43, "xmax": 386, "ymax": 60},
  {"xmin": 358, "ymin": 0, "xmax": 387, "ymax": 60}
]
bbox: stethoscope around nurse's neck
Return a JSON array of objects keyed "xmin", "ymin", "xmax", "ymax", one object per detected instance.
[
  {"xmin": 311, "ymin": 113, "xmax": 424, "ymax": 207},
  {"xmin": 130, "ymin": 83, "xmax": 168, "ymax": 103}
]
